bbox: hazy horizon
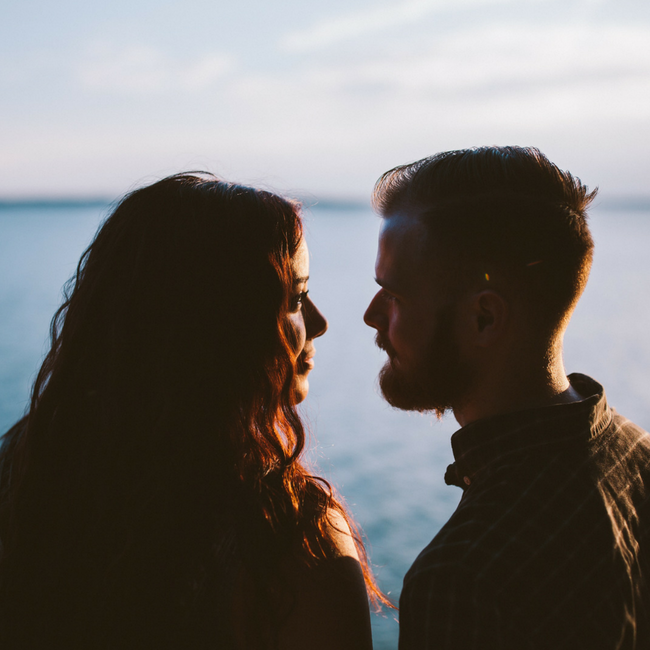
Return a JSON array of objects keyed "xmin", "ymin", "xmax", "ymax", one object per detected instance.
[{"xmin": 2, "ymin": 191, "xmax": 650, "ymax": 212}]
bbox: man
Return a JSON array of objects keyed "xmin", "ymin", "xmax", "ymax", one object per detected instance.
[{"xmin": 364, "ymin": 146, "xmax": 650, "ymax": 649}]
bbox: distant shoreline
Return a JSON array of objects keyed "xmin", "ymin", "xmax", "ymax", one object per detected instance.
[
  {"xmin": 1, "ymin": 196, "xmax": 650, "ymax": 212},
  {"xmin": 594, "ymin": 197, "xmax": 650, "ymax": 211},
  {"xmin": 0, "ymin": 198, "xmax": 112, "ymax": 210},
  {"xmin": 0, "ymin": 197, "xmax": 374, "ymax": 211}
]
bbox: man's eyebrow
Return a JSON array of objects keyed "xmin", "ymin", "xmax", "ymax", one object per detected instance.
[{"xmin": 374, "ymin": 277, "xmax": 401, "ymax": 294}]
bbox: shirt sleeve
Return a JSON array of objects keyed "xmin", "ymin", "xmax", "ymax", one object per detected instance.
[{"xmin": 398, "ymin": 563, "xmax": 505, "ymax": 650}]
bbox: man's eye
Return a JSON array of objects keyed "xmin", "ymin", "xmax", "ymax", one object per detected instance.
[{"xmin": 290, "ymin": 290, "xmax": 309, "ymax": 311}]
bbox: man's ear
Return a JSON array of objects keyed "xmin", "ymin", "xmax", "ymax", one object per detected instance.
[{"xmin": 471, "ymin": 290, "xmax": 508, "ymax": 347}]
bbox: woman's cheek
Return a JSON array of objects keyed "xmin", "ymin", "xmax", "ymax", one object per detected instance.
[{"xmin": 284, "ymin": 312, "xmax": 306, "ymax": 358}]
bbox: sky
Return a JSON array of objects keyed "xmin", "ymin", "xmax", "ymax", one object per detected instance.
[{"xmin": 2, "ymin": 0, "xmax": 649, "ymax": 200}]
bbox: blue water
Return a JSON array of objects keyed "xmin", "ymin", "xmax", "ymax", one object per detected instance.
[{"xmin": 2, "ymin": 201, "xmax": 650, "ymax": 648}]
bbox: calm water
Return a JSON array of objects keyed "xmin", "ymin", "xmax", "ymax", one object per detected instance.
[{"xmin": 2, "ymin": 201, "xmax": 650, "ymax": 648}]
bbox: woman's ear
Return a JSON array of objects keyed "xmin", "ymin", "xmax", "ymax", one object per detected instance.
[{"xmin": 471, "ymin": 290, "xmax": 508, "ymax": 347}]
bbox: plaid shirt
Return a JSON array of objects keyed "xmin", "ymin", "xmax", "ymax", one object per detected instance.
[{"xmin": 399, "ymin": 374, "xmax": 650, "ymax": 650}]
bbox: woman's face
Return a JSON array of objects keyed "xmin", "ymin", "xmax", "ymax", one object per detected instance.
[{"xmin": 286, "ymin": 238, "xmax": 328, "ymax": 403}]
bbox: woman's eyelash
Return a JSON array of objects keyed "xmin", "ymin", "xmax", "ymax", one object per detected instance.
[{"xmin": 291, "ymin": 290, "xmax": 309, "ymax": 310}]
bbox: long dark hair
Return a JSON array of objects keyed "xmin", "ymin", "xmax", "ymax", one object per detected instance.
[{"xmin": 0, "ymin": 174, "xmax": 387, "ymax": 648}]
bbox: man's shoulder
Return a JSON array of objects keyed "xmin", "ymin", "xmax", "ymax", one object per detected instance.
[
  {"xmin": 402, "ymin": 401, "xmax": 650, "ymax": 607},
  {"xmin": 404, "ymin": 490, "xmax": 517, "ymax": 591},
  {"xmin": 399, "ymin": 393, "xmax": 650, "ymax": 649},
  {"xmin": 608, "ymin": 408, "xmax": 650, "ymax": 447},
  {"xmin": 399, "ymin": 504, "xmax": 512, "ymax": 648}
]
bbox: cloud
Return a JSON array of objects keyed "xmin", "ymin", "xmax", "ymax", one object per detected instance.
[
  {"xmin": 225, "ymin": 20, "xmax": 650, "ymax": 155},
  {"xmin": 77, "ymin": 43, "xmax": 232, "ymax": 93},
  {"xmin": 183, "ymin": 54, "xmax": 232, "ymax": 90},
  {"xmin": 280, "ymin": 22, "xmax": 650, "ymax": 103},
  {"xmin": 279, "ymin": 0, "xmax": 519, "ymax": 52}
]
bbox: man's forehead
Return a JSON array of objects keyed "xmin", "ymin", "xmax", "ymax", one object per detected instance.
[
  {"xmin": 377, "ymin": 212, "xmax": 438, "ymax": 288},
  {"xmin": 379, "ymin": 212, "xmax": 430, "ymax": 261}
]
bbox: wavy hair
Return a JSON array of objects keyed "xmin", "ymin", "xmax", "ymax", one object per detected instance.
[{"xmin": 0, "ymin": 174, "xmax": 387, "ymax": 649}]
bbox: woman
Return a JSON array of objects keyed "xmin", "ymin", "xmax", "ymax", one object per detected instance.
[{"xmin": 0, "ymin": 174, "xmax": 388, "ymax": 649}]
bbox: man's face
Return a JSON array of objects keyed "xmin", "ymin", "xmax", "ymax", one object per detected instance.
[{"xmin": 363, "ymin": 213, "xmax": 470, "ymax": 416}]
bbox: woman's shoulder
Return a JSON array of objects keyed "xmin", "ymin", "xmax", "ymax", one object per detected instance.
[
  {"xmin": 323, "ymin": 508, "xmax": 360, "ymax": 561},
  {"xmin": 0, "ymin": 415, "xmax": 27, "ymax": 494},
  {"xmin": 0, "ymin": 416, "xmax": 27, "ymax": 449},
  {"xmin": 277, "ymin": 507, "xmax": 372, "ymax": 650}
]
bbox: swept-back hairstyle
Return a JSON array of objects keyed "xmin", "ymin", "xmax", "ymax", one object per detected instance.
[
  {"xmin": 374, "ymin": 146, "xmax": 597, "ymax": 340},
  {"xmin": 0, "ymin": 174, "xmax": 385, "ymax": 649}
]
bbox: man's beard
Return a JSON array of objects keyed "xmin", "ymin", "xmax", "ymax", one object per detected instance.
[{"xmin": 376, "ymin": 306, "xmax": 470, "ymax": 417}]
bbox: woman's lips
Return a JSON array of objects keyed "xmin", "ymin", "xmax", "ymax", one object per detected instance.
[{"xmin": 299, "ymin": 350, "xmax": 315, "ymax": 371}]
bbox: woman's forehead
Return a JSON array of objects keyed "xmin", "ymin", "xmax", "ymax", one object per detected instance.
[{"xmin": 292, "ymin": 238, "xmax": 310, "ymax": 282}]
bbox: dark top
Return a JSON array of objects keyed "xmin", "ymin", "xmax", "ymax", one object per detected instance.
[
  {"xmin": 0, "ymin": 416, "xmax": 243, "ymax": 648},
  {"xmin": 399, "ymin": 374, "xmax": 650, "ymax": 650},
  {"xmin": 0, "ymin": 416, "xmax": 24, "ymax": 500}
]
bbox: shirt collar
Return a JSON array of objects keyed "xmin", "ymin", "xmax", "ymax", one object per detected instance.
[{"xmin": 444, "ymin": 373, "xmax": 613, "ymax": 490}]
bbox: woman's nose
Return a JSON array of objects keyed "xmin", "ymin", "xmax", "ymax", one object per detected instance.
[{"xmin": 305, "ymin": 297, "xmax": 328, "ymax": 339}]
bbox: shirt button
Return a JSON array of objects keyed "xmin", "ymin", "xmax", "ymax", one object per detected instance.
[{"xmin": 463, "ymin": 476, "xmax": 471, "ymax": 486}]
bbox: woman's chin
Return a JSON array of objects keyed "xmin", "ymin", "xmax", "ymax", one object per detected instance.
[{"xmin": 291, "ymin": 375, "xmax": 310, "ymax": 405}]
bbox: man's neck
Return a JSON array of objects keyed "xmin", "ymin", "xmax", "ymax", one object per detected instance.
[{"xmin": 452, "ymin": 352, "xmax": 582, "ymax": 428}]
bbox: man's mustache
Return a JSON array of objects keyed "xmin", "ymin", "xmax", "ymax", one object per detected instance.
[{"xmin": 375, "ymin": 333, "xmax": 397, "ymax": 357}]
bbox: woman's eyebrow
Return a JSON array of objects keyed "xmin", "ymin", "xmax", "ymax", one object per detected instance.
[{"xmin": 294, "ymin": 275, "xmax": 309, "ymax": 285}]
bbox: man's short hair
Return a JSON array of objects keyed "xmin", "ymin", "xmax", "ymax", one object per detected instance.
[{"xmin": 373, "ymin": 146, "xmax": 597, "ymax": 341}]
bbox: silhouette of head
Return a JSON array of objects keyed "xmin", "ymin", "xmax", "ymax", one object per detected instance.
[
  {"xmin": 0, "ymin": 173, "xmax": 336, "ymax": 647},
  {"xmin": 365, "ymin": 146, "xmax": 596, "ymax": 415}
]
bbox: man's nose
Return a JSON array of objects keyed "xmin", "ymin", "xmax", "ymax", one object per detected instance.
[{"xmin": 363, "ymin": 292, "xmax": 387, "ymax": 331}]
